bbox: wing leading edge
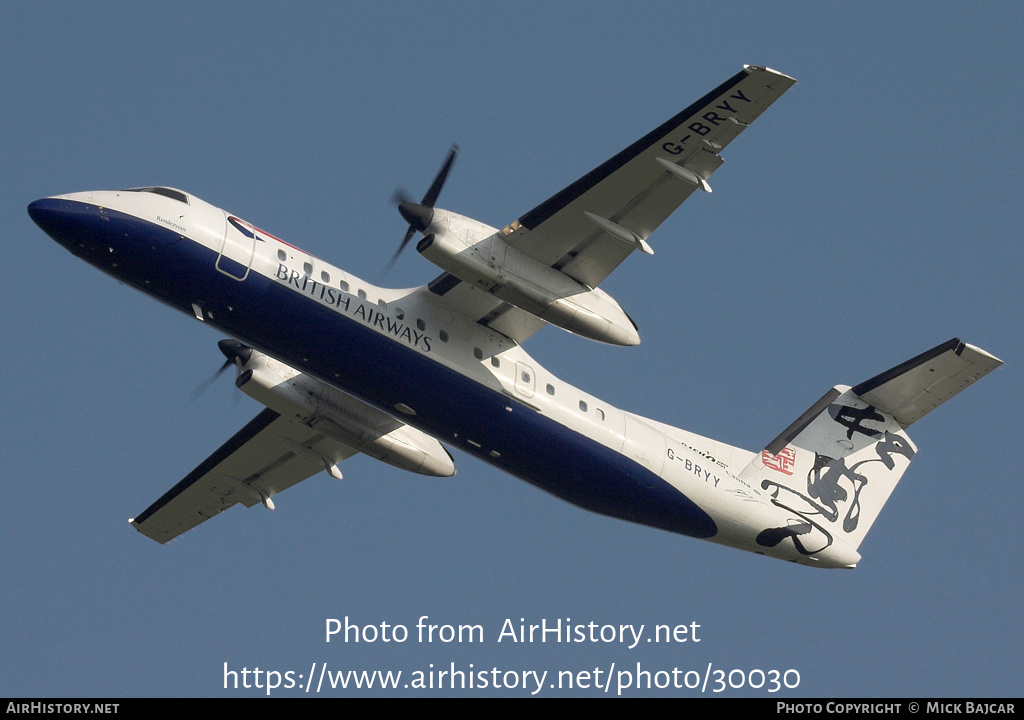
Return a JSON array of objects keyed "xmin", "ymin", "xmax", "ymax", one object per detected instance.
[{"xmin": 130, "ymin": 409, "xmax": 357, "ymax": 543}]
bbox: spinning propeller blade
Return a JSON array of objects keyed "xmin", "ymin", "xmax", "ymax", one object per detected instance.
[
  {"xmin": 190, "ymin": 340, "xmax": 254, "ymax": 402},
  {"xmin": 382, "ymin": 144, "xmax": 458, "ymax": 278}
]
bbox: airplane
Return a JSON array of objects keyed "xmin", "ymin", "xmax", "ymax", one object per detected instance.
[{"xmin": 27, "ymin": 65, "xmax": 1001, "ymax": 568}]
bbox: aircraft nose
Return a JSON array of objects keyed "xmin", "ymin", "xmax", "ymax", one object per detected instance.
[
  {"xmin": 29, "ymin": 197, "xmax": 72, "ymax": 233},
  {"xmin": 28, "ymin": 195, "xmax": 96, "ymax": 250},
  {"xmin": 28, "ymin": 197, "xmax": 63, "ymax": 229}
]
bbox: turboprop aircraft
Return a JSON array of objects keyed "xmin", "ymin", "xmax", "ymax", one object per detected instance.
[{"xmin": 28, "ymin": 65, "xmax": 1001, "ymax": 567}]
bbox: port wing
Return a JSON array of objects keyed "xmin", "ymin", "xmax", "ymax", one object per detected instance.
[{"xmin": 130, "ymin": 409, "xmax": 356, "ymax": 543}]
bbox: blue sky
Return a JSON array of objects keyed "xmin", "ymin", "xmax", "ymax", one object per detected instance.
[{"xmin": 2, "ymin": 2, "xmax": 1020, "ymax": 697}]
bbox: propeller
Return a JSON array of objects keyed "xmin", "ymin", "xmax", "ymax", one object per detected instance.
[
  {"xmin": 190, "ymin": 339, "xmax": 253, "ymax": 401},
  {"xmin": 382, "ymin": 143, "xmax": 458, "ymax": 278},
  {"xmin": 218, "ymin": 338, "xmax": 252, "ymax": 366}
]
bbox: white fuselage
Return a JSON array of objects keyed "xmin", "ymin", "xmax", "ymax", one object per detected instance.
[{"xmin": 29, "ymin": 187, "xmax": 861, "ymax": 567}]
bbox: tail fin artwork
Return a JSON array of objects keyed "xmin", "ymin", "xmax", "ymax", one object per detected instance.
[{"xmin": 738, "ymin": 339, "xmax": 1001, "ymax": 566}]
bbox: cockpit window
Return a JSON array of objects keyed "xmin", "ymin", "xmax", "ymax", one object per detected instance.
[{"xmin": 125, "ymin": 187, "xmax": 190, "ymax": 204}]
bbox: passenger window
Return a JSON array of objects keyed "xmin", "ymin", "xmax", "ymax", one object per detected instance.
[
  {"xmin": 521, "ymin": 371, "xmax": 531, "ymax": 383},
  {"xmin": 473, "ymin": 347, "xmax": 483, "ymax": 360},
  {"xmin": 579, "ymin": 400, "xmax": 588, "ymax": 412},
  {"xmin": 340, "ymin": 280, "xmax": 349, "ymax": 292},
  {"xmin": 416, "ymin": 318, "xmax": 426, "ymax": 331},
  {"xmin": 546, "ymin": 384, "xmax": 555, "ymax": 396},
  {"xmin": 277, "ymin": 249, "xmax": 287, "ymax": 262},
  {"xmin": 395, "ymin": 308, "xmax": 405, "ymax": 320},
  {"xmin": 358, "ymin": 289, "xmax": 367, "ymax": 300},
  {"xmin": 321, "ymin": 271, "xmax": 331, "ymax": 283},
  {"xmin": 303, "ymin": 262, "xmax": 312, "ymax": 276},
  {"xmin": 439, "ymin": 330, "xmax": 448, "ymax": 342},
  {"xmin": 491, "ymin": 357, "xmax": 500, "ymax": 368}
]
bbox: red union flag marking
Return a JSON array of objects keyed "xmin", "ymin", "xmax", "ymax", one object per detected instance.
[{"xmin": 762, "ymin": 447, "xmax": 797, "ymax": 475}]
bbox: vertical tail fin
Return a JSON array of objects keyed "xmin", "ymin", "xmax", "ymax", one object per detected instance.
[{"xmin": 739, "ymin": 339, "xmax": 1001, "ymax": 562}]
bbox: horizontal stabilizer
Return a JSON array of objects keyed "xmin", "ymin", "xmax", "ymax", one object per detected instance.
[{"xmin": 851, "ymin": 338, "xmax": 1002, "ymax": 428}]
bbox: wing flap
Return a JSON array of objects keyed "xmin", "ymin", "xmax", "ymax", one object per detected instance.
[
  {"xmin": 130, "ymin": 408, "xmax": 357, "ymax": 543},
  {"xmin": 426, "ymin": 272, "xmax": 549, "ymax": 344}
]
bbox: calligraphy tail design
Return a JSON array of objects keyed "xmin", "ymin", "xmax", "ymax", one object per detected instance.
[{"xmin": 737, "ymin": 339, "xmax": 1001, "ymax": 564}]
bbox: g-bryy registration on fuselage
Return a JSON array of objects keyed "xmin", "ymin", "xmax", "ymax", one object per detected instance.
[{"xmin": 28, "ymin": 66, "xmax": 1001, "ymax": 567}]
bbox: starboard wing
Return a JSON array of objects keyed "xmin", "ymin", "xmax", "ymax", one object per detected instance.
[{"xmin": 501, "ymin": 65, "xmax": 797, "ymax": 289}]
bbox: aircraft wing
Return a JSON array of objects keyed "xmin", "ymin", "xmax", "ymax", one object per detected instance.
[
  {"xmin": 499, "ymin": 65, "xmax": 796, "ymax": 289},
  {"xmin": 428, "ymin": 66, "xmax": 796, "ymax": 343},
  {"xmin": 130, "ymin": 408, "xmax": 357, "ymax": 543}
]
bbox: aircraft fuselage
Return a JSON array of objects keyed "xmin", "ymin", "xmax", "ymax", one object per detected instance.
[{"xmin": 30, "ymin": 187, "xmax": 851, "ymax": 566}]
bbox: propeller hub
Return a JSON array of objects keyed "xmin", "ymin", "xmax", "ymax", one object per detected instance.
[
  {"xmin": 397, "ymin": 202, "xmax": 434, "ymax": 233},
  {"xmin": 218, "ymin": 339, "xmax": 252, "ymax": 365}
]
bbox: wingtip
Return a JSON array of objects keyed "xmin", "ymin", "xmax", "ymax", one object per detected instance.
[
  {"xmin": 959, "ymin": 342, "xmax": 1004, "ymax": 369},
  {"xmin": 744, "ymin": 64, "xmax": 798, "ymax": 83}
]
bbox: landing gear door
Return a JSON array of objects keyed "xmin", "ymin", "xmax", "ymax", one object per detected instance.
[{"xmin": 217, "ymin": 214, "xmax": 256, "ymax": 281}]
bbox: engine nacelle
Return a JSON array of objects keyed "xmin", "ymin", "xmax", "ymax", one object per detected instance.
[
  {"xmin": 417, "ymin": 211, "xmax": 640, "ymax": 346},
  {"xmin": 234, "ymin": 351, "xmax": 455, "ymax": 477}
]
